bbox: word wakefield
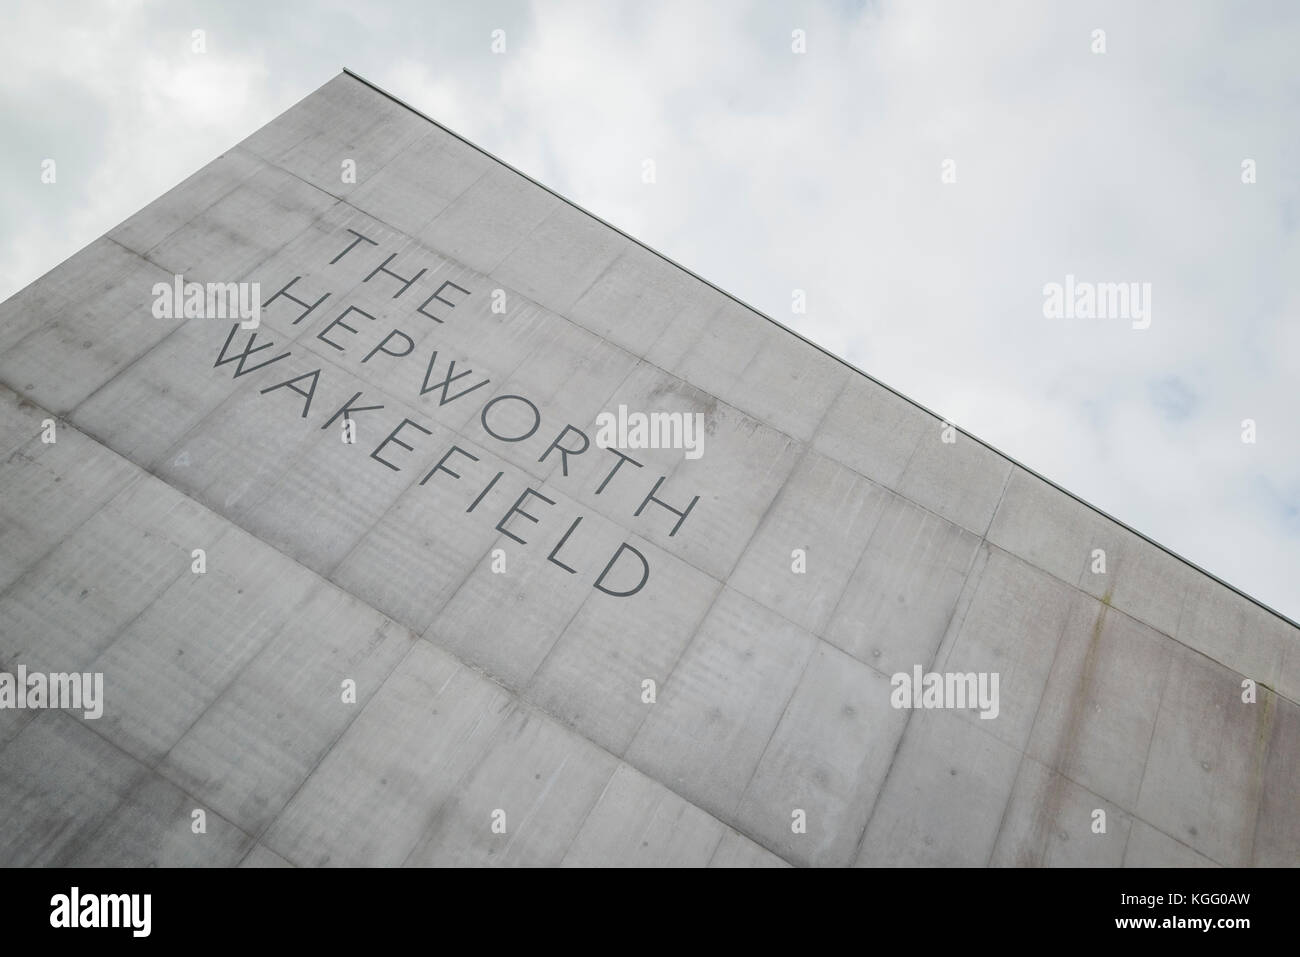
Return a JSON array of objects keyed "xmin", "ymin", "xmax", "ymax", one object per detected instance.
[{"xmin": 205, "ymin": 227, "xmax": 706, "ymax": 599}]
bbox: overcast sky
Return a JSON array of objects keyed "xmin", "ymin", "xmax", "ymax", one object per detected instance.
[{"xmin": 2, "ymin": 0, "xmax": 1297, "ymax": 621}]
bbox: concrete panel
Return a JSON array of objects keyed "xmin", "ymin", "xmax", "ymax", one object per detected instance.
[
  {"xmin": 1135, "ymin": 644, "xmax": 1271, "ymax": 867},
  {"xmin": 70, "ymin": 315, "xmax": 262, "ymax": 468},
  {"xmin": 856, "ymin": 708, "xmax": 1022, "ymax": 867},
  {"xmin": 329, "ymin": 433, "xmax": 517, "ymax": 635},
  {"xmin": 1177, "ymin": 572, "xmax": 1290, "ymax": 695},
  {"xmin": 561, "ymin": 764, "xmax": 726, "ymax": 867},
  {"xmin": 729, "ymin": 450, "xmax": 888, "ymax": 634},
  {"xmin": 897, "ymin": 426, "xmax": 1011, "ymax": 535},
  {"xmin": 401, "ymin": 286, "xmax": 563, "ymax": 422},
  {"xmin": 930, "ymin": 542, "xmax": 992, "ymax": 663},
  {"xmin": 625, "ymin": 587, "xmax": 817, "ymax": 822},
  {"xmin": 940, "ymin": 548, "xmax": 1076, "ymax": 752},
  {"xmin": 1252, "ymin": 692, "xmax": 1300, "ymax": 866},
  {"xmin": 987, "ymin": 466, "xmax": 1101, "ymax": 586},
  {"xmin": 642, "ymin": 287, "xmax": 717, "ymax": 370},
  {"xmin": 1026, "ymin": 596, "xmax": 1173, "ymax": 810},
  {"xmin": 348, "ymin": 127, "xmax": 492, "ymax": 237},
  {"xmin": 0, "ymin": 695, "xmax": 33, "ymax": 754},
  {"xmin": 273, "ymin": 93, "xmax": 428, "ymax": 201},
  {"xmin": 812, "ymin": 373, "xmax": 930, "ymax": 489},
  {"xmin": 63, "ymin": 775, "xmax": 254, "ymax": 867},
  {"xmin": 159, "ymin": 581, "xmax": 411, "ymax": 835},
  {"xmin": 493, "ymin": 204, "xmax": 629, "ymax": 315},
  {"xmin": 86, "ymin": 523, "xmax": 319, "ymax": 765},
  {"xmin": 235, "ymin": 397, "xmax": 456, "ymax": 576},
  {"xmin": 524, "ymin": 539, "xmax": 720, "ymax": 756},
  {"xmin": 734, "ymin": 643, "xmax": 907, "ymax": 867},
  {"xmin": 141, "ymin": 164, "xmax": 337, "ymax": 282},
  {"xmin": 419, "ymin": 163, "xmax": 560, "ymax": 274},
  {"xmin": 233, "ymin": 204, "xmax": 392, "ymax": 343},
  {"xmin": 569, "ymin": 243, "xmax": 722, "ymax": 358},
  {"xmin": 403, "ymin": 707, "xmax": 617, "ymax": 866},
  {"xmin": 1123, "ymin": 820, "xmax": 1219, "ymax": 868},
  {"xmin": 0, "ymin": 239, "xmax": 176, "ymax": 415},
  {"xmin": 430, "ymin": 491, "xmax": 634, "ymax": 690},
  {"xmin": 1078, "ymin": 519, "xmax": 1197, "ymax": 638},
  {"xmin": 240, "ymin": 73, "xmax": 417, "ymax": 165},
  {"xmin": 559, "ymin": 360, "xmax": 804, "ymax": 582},
  {"xmin": 456, "ymin": 314, "xmax": 639, "ymax": 484},
  {"xmin": 1282, "ymin": 639, "xmax": 1300, "ymax": 710},
  {"xmin": 239, "ymin": 844, "xmax": 294, "ymax": 868},
  {"xmin": 152, "ymin": 354, "xmax": 325, "ymax": 516},
  {"xmin": 0, "ymin": 713, "xmax": 147, "ymax": 866},
  {"xmin": 0, "ymin": 427, "xmax": 136, "ymax": 592},
  {"xmin": 264, "ymin": 642, "xmax": 513, "ymax": 867},
  {"xmin": 708, "ymin": 829, "xmax": 791, "ymax": 867},
  {"xmin": 0, "ymin": 476, "xmax": 219, "ymax": 678},
  {"xmin": 0, "ymin": 237, "xmax": 159, "ymax": 354},
  {"xmin": 990, "ymin": 757, "xmax": 1131, "ymax": 867},
  {"xmin": 669, "ymin": 300, "xmax": 849, "ymax": 441},
  {"xmin": 0, "ymin": 429, "xmax": 137, "ymax": 746},
  {"xmin": 109, "ymin": 147, "xmax": 267, "ymax": 256},
  {"xmin": 825, "ymin": 492, "xmax": 981, "ymax": 677},
  {"xmin": 0, "ymin": 386, "xmax": 48, "ymax": 458}
]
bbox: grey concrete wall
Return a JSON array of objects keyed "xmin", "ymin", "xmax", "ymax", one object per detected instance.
[{"xmin": 0, "ymin": 71, "xmax": 1294, "ymax": 867}]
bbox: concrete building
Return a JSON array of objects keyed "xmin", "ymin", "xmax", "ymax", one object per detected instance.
[{"xmin": 0, "ymin": 71, "xmax": 1294, "ymax": 867}]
